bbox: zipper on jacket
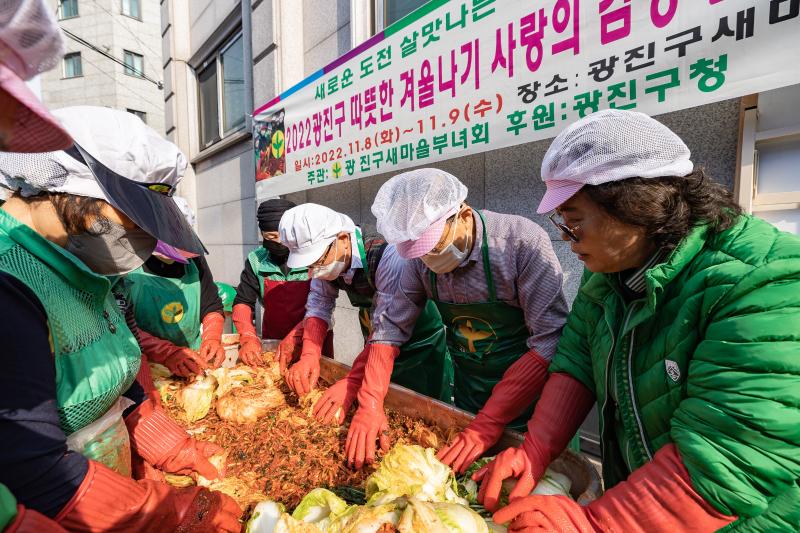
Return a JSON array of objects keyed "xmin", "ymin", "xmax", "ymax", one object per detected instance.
[
  {"xmin": 626, "ymin": 303, "xmax": 653, "ymax": 461},
  {"xmin": 599, "ymin": 312, "xmax": 617, "ymax": 456}
]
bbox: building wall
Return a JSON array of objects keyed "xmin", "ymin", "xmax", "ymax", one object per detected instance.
[{"xmin": 43, "ymin": 0, "xmax": 165, "ymax": 134}]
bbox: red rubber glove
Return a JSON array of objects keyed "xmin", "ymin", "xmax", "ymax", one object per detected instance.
[
  {"xmin": 286, "ymin": 317, "xmax": 328, "ymax": 395},
  {"xmin": 199, "ymin": 312, "xmax": 226, "ymax": 368},
  {"xmin": 135, "ymin": 354, "xmax": 161, "ymax": 406},
  {"xmin": 438, "ymin": 350, "xmax": 550, "ymax": 474},
  {"xmin": 138, "ymin": 329, "xmax": 207, "ymax": 378},
  {"xmin": 232, "ymin": 303, "xmax": 263, "ymax": 366},
  {"xmin": 345, "ymin": 343, "xmax": 399, "ymax": 469},
  {"xmin": 475, "ymin": 373, "xmax": 595, "ymax": 513},
  {"xmin": 126, "ymin": 397, "xmax": 224, "ymax": 480},
  {"xmin": 6, "ymin": 505, "xmax": 68, "ymax": 533},
  {"xmin": 313, "ymin": 344, "xmax": 370, "ymax": 425},
  {"xmin": 276, "ymin": 320, "xmax": 305, "ymax": 372},
  {"xmin": 492, "ymin": 444, "xmax": 736, "ymax": 533},
  {"xmin": 55, "ymin": 460, "xmax": 241, "ymax": 532}
]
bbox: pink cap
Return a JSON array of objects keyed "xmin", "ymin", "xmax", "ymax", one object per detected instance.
[
  {"xmin": 536, "ymin": 180, "xmax": 585, "ymax": 214},
  {"xmin": 153, "ymin": 240, "xmax": 193, "ymax": 264},
  {"xmin": 0, "ymin": 62, "xmax": 72, "ymax": 152},
  {"xmin": 396, "ymin": 206, "xmax": 458, "ymax": 259}
]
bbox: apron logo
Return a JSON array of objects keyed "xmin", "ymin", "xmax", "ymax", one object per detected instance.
[
  {"xmin": 451, "ymin": 316, "xmax": 496, "ymax": 353},
  {"xmin": 665, "ymin": 360, "xmax": 681, "ymax": 383},
  {"xmin": 161, "ymin": 302, "xmax": 185, "ymax": 324}
]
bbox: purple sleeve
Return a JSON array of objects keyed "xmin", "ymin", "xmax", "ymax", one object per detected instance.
[{"xmin": 0, "ymin": 273, "xmax": 89, "ymax": 518}]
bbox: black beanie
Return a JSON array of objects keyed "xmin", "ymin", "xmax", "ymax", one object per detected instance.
[{"xmin": 257, "ymin": 199, "xmax": 296, "ymax": 232}]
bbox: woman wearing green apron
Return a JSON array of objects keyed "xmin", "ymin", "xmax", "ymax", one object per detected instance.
[
  {"xmin": 365, "ymin": 169, "xmax": 570, "ymax": 473},
  {"xmin": 0, "ymin": 106, "xmax": 239, "ymax": 531},
  {"xmin": 125, "ymin": 250, "xmax": 226, "ymax": 377},
  {"xmin": 278, "ymin": 203, "xmax": 453, "ymax": 409}
]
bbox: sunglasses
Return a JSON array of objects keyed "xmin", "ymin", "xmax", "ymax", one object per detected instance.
[{"xmin": 548, "ymin": 212, "xmax": 580, "ymax": 242}]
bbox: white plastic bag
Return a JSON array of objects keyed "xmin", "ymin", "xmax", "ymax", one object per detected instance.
[{"xmin": 66, "ymin": 396, "xmax": 135, "ymax": 476}]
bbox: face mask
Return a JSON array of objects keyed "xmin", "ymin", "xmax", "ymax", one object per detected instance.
[
  {"xmin": 309, "ymin": 240, "xmax": 348, "ymax": 281},
  {"xmin": 263, "ymin": 239, "xmax": 289, "ymax": 265},
  {"xmin": 421, "ymin": 213, "xmax": 472, "ymax": 274},
  {"xmin": 65, "ymin": 221, "xmax": 157, "ymax": 275}
]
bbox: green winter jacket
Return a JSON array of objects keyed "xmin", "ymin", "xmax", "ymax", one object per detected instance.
[{"xmin": 549, "ymin": 215, "xmax": 800, "ymax": 532}]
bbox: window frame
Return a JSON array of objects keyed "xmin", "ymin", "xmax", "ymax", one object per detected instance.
[
  {"xmin": 374, "ymin": 0, "xmax": 429, "ymax": 31},
  {"xmin": 58, "ymin": 0, "xmax": 79, "ymax": 20},
  {"xmin": 62, "ymin": 52, "xmax": 83, "ymax": 79},
  {"xmin": 123, "ymin": 50, "xmax": 145, "ymax": 78},
  {"xmin": 196, "ymin": 31, "xmax": 246, "ymax": 150},
  {"xmin": 121, "ymin": 0, "xmax": 142, "ymax": 21},
  {"xmin": 736, "ymin": 94, "xmax": 800, "ymax": 216}
]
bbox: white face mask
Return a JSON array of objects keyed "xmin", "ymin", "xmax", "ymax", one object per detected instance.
[
  {"xmin": 421, "ymin": 212, "xmax": 471, "ymax": 274},
  {"xmin": 310, "ymin": 240, "xmax": 348, "ymax": 281}
]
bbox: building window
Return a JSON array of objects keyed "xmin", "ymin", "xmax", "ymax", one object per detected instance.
[
  {"xmin": 736, "ymin": 85, "xmax": 800, "ymax": 235},
  {"xmin": 123, "ymin": 50, "xmax": 144, "ymax": 77},
  {"xmin": 127, "ymin": 109, "xmax": 147, "ymax": 123},
  {"xmin": 382, "ymin": 0, "xmax": 428, "ymax": 27},
  {"xmin": 121, "ymin": 0, "xmax": 141, "ymax": 19},
  {"xmin": 197, "ymin": 33, "xmax": 246, "ymax": 149},
  {"xmin": 59, "ymin": 0, "xmax": 79, "ymax": 20},
  {"xmin": 63, "ymin": 52, "xmax": 82, "ymax": 78}
]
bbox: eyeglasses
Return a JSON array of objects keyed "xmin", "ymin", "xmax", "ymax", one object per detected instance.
[
  {"xmin": 548, "ymin": 212, "xmax": 580, "ymax": 242},
  {"xmin": 310, "ymin": 240, "xmax": 336, "ymax": 268}
]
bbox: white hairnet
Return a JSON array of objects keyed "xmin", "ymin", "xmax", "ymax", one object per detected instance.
[
  {"xmin": 541, "ymin": 109, "xmax": 693, "ymax": 186},
  {"xmin": 371, "ymin": 168, "xmax": 468, "ymax": 243}
]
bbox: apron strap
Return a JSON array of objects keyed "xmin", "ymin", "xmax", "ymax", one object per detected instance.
[
  {"xmin": 429, "ymin": 210, "xmax": 497, "ymax": 302},
  {"xmin": 354, "ymin": 227, "xmax": 374, "ymax": 291}
]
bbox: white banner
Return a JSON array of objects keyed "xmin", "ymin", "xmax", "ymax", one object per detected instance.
[{"xmin": 254, "ymin": 0, "xmax": 800, "ymax": 198}]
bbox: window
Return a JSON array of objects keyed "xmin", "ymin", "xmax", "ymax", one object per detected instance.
[
  {"xmin": 736, "ymin": 85, "xmax": 800, "ymax": 235},
  {"xmin": 381, "ymin": 0, "xmax": 428, "ymax": 27},
  {"xmin": 127, "ymin": 109, "xmax": 147, "ymax": 123},
  {"xmin": 123, "ymin": 50, "xmax": 144, "ymax": 77},
  {"xmin": 59, "ymin": 0, "xmax": 79, "ymax": 19},
  {"xmin": 197, "ymin": 33, "xmax": 246, "ymax": 149},
  {"xmin": 63, "ymin": 52, "xmax": 82, "ymax": 78},
  {"xmin": 121, "ymin": 0, "xmax": 141, "ymax": 19}
]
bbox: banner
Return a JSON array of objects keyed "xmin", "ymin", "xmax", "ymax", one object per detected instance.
[{"xmin": 254, "ymin": 0, "xmax": 800, "ymax": 197}]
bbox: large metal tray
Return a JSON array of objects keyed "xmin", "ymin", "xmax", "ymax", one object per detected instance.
[{"xmin": 319, "ymin": 357, "xmax": 602, "ymax": 503}]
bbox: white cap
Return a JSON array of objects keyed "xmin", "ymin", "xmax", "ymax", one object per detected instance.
[
  {"xmin": 371, "ymin": 168, "xmax": 468, "ymax": 244},
  {"xmin": 279, "ymin": 203, "xmax": 355, "ymax": 269},
  {"xmin": 0, "ymin": 105, "xmax": 187, "ymax": 199},
  {"xmin": 537, "ymin": 109, "xmax": 693, "ymax": 213}
]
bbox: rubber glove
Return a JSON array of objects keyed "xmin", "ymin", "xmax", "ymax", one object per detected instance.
[
  {"xmin": 286, "ymin": 317, "xmax": 328, "ymax": 395},
  {"xmin": 345, "ymin": 343, "xmax": 400, "ymax": 469},
  {"xmin": 5, "ymin": 505, "xmax": 68, "ymax": 533},
  {"xmin": 276, "ymin": 321, "xmax": 304, "ymax": 372},
  {"xmin": 199, "ymin": 312, "xmax": 226, "ymax": 368},
  {"xmin": 232, "ymin": 303, "xmax": 263, "ymax": 366},
  {"xmin": 475, "ymin": 373, "xmax": 595, "ymax": 513},
  {"xmin": 126, "ymin": 397, "xmax": 224, "ymax": 480},
  {"xmin": 56, "ymin": 461, "xmax": 241, "ymax": 532},
  {"xmin": 438, "ymin": 349, "xmax": 550, "ymax": 474},
  {"xmin": 138, "ymin": 329, "xmax": 207, "ymax": 378},
  {"xmin": 313, "ymin": 344, "xmax": 370, "ymax": 425},
  {"xmin": 492, "ymin": 444, "xmax": 736, "ymax": 533},
  {"xmin": 135, "ymin": 354, "xmax": 161, "ymax": 406}
]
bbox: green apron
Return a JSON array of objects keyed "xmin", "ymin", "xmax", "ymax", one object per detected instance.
[
  {"xmin": 429, "ymin": 210, "xmax": 533, "ymax": 431},
  {"xmin": 126, "ymin": 261, "xmax": 202, "ymax": 350},
  {"xmin": 350, "ymin": 230, "xmax": 454, "ymax": 403}
]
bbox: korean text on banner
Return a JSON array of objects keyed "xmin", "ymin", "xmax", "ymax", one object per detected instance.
[{"xmin": 253, "ymin": 0, "xmax": 800, "ymax": 198}]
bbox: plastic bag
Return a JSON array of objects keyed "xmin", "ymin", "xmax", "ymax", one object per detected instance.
[{"xmin": 66, "ymin": 396, "xmax": 135, "ymax": 476}]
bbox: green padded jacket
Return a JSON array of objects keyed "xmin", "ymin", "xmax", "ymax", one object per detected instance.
[{"xmin": 549, "ymin": 215, "xmax": 800, "ymax": 532}]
